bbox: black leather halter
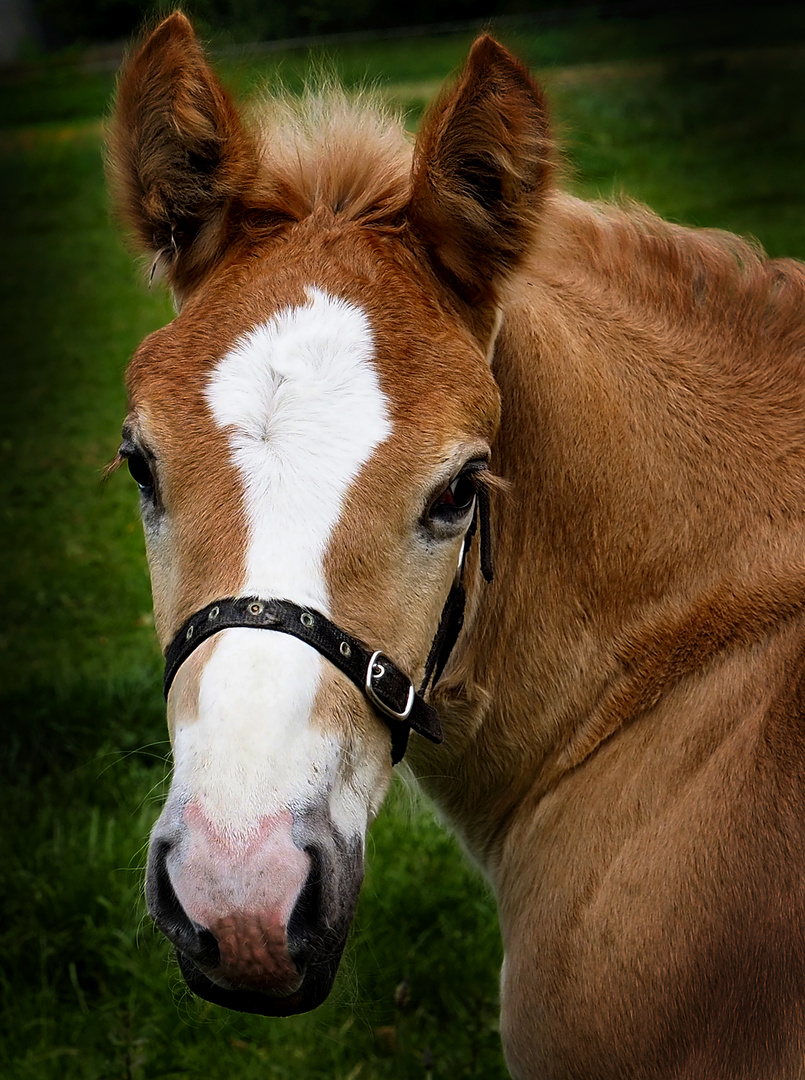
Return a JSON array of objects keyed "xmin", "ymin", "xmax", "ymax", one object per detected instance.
[{"xmin": 163, "ymin": 485, "xmax": 493, "ymax": 764}]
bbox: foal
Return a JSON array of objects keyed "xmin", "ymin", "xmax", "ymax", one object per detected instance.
[{"xmin": 109, "ymin": 14, "xmax": 805, "ymax": 1078}]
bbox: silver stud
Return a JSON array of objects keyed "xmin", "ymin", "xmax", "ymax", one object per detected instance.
[
  {"xmin": 249, "ymin": 602, "xmax": 264, "ymax": 616},
  {"xmin": 339, "ymin": 641, "xmax": 351, "ymax": 658},
  {"xmin": 185, "ymin": 625, "xmax": 194, "ymax": 640},
  {"xmin": 208, "ymin": 606, "xmax": 219, "ymax": 620},
  {"xmin": 301, "ymin": 612, "xmax": 314, "ymax": 628}
]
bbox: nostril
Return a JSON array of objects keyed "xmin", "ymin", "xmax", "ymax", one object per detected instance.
[
  {"xmin": 287, "ymin": 845, "xmax": 324, "ymax": 963},
  {"xmin": 147, "ymin": 839, "xmax": 220, "ymax": 969}
]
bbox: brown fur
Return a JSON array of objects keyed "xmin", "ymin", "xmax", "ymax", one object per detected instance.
[
  {"xmin": 408, "ymin": 34, "xmax": 552, "ymax": 307},
  {"xmin": 426, "ymin": 194, "xmax": 805, "ymax": 1076},
  {"xmin": 110, "ymin": 16, "xmax": 805, "ymax": 1079}
]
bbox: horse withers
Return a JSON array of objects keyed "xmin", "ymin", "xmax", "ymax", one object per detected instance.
[{"xmin": 108, "ymin": 14, "xmax": 805, "ymax": 1078}]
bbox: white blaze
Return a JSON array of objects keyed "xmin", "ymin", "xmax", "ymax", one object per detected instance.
[
  {"xmin": 206, "ymin": 286, "xmax": 391, "ymax": 607},
  {"xmin": 168, "ymin": 288, "xmax": 392, "ymax": 835}
]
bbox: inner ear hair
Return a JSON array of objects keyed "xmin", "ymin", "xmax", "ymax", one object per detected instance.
[
  {"xmin": 408, "ymin": 35, "xmax": 553, "ymax": 308},
  {"xmin": 107, "ymin": 12, "xmax": 260, "ymax": 297}
]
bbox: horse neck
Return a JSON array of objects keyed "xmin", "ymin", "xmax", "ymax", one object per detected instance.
[{"xmin": 414, "ymin": 197, "xmax": 805, "ymax": 869}]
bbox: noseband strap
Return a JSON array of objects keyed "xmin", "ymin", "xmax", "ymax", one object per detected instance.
[
  {"xmin": 162, "ymin": 490, "xmax": 493, "ymax": 765},
  {"xmin": 163, "ymin": 596, "xmax": 440, "ymax": 763}
]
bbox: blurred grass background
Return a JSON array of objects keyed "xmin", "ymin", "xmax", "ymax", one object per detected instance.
[{"xmin": 1, "ymin": 5, "xmax": 804, "ymax": 1078}]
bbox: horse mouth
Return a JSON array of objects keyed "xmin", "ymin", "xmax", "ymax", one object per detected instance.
[{"xmin": 176, "ymin": 947, "xmax": 339, "ymax": 1017}]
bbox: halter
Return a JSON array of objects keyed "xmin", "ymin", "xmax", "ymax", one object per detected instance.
[{"xmin": 163, "ymin": 485, "xmax": 493, "ymax": 764}]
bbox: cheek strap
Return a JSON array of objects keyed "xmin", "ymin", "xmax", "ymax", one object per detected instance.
[{"xmin": 419, "ymin": 482, "xmax": 494, "ymax": 697}]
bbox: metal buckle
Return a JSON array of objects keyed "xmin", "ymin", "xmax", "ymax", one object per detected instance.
[{"xmin": 365, "ymin": 650, "xmax": 415, "ymax": 722}]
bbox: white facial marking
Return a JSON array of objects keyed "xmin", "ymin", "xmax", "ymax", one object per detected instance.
[
  {"xmin": 206, "ymin": 286, "xmax": 391, "ymax": 607},
  {"xmin": 169, "ymin": 288, "xmax": 392, "ymax": 838}
]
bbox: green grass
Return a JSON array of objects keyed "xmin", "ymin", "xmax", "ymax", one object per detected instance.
[{"xmin": 1, "ymin": 7, "xmax": 804, "ymax": 1078}]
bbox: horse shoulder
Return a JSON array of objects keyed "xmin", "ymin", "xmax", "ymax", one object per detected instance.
[{"xmin": 494, "ymin": 616, "xmax": 805, "ymax": 1080}]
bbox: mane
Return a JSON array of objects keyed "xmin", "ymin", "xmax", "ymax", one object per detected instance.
[
  {"xmin": 248, "ymin": 84, "xmax": 413, "ymax": 226},
  {"xmin": 245, "ymin": 86, "xmax": 805, "ymax": 346},
  {"xmin": 547, "ymin": 192, "xmax": 805, "ymax": 341}
]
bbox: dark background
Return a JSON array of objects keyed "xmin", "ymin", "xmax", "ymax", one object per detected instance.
[{"xmin": 23, "ymin": 0, "xmax": 805, "ymax": 52}]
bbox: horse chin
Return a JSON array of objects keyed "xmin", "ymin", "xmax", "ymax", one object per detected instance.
[{"xmin": 176, "ymin": 947, "xmax": 341, "ymax": 1017}]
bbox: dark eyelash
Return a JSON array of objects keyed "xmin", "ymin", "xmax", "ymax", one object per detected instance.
[{"xmin": 462, "ymin": 459, "xmax": 491, "ymax": 486}]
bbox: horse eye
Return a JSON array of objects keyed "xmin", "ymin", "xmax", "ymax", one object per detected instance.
[
  {"xmin": 125, "ymin": 450, "xmax": 154, "ymax": 493},
  {"xmin": 429, "ymin": 471, "xmax": 477, "ymax": 523}
]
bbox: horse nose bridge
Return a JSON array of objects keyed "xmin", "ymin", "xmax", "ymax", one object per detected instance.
[{"xmin": 167, "ymin": 627, "xmax": 345, "ymax": 808}]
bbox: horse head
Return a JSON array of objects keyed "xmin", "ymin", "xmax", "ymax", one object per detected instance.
[{"xmin": 108, "ymin": 13, "xmax": 549, "ymax": 1013}]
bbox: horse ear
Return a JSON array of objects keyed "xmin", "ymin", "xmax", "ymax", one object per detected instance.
[
  {"xmin": 408, "ymin": 35, "xmax": 551, "ymax": 308},
  {"xmin": 107, "ymin": 12, "xmax": 259, "ymax": 299}
]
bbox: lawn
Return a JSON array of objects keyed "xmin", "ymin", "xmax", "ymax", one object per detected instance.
[{"xmin": 1, "ymin": 6, "xmax": 804, "ymax": 1078}]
